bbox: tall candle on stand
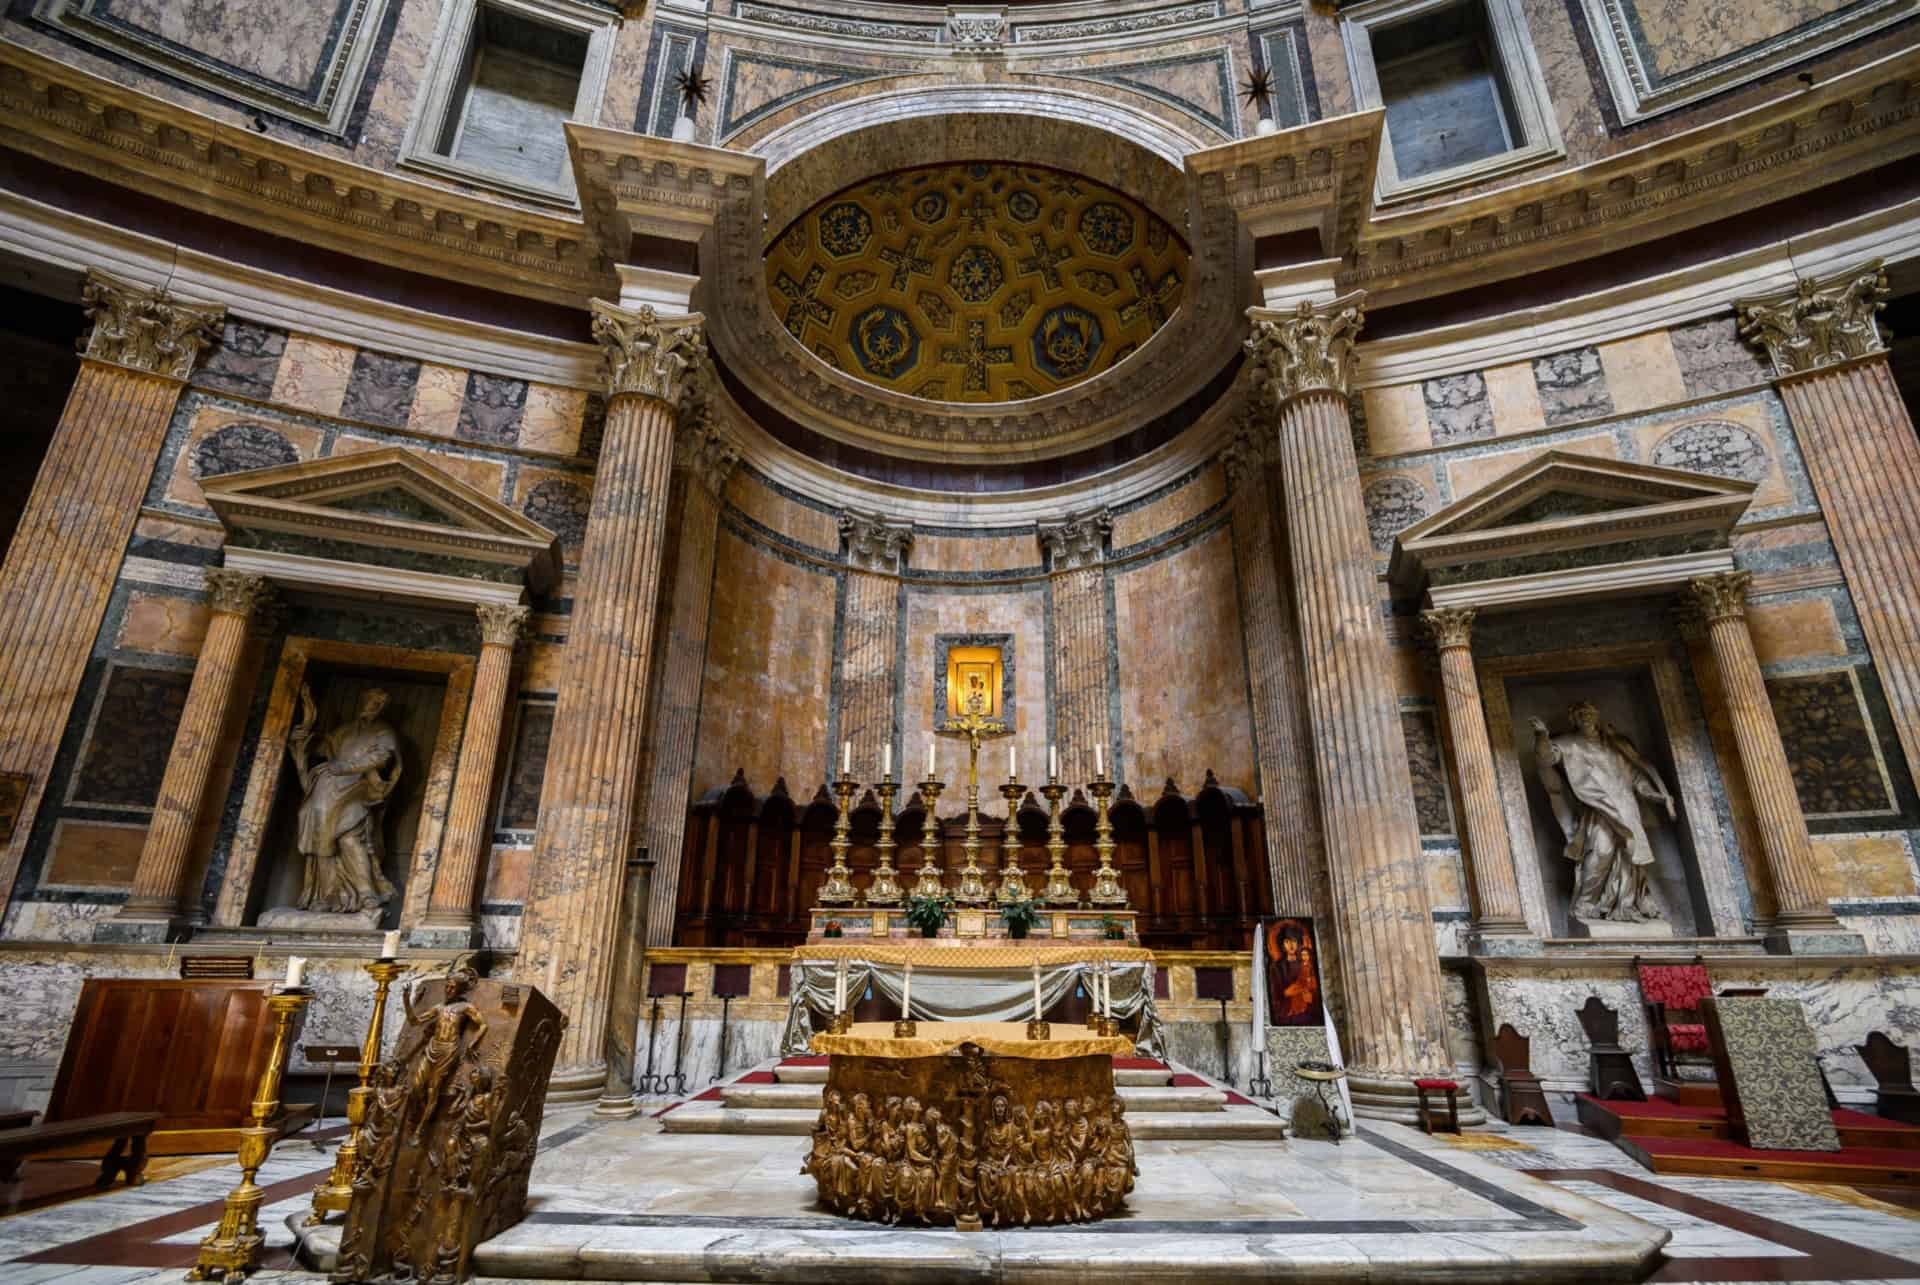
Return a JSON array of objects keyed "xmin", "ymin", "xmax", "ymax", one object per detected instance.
[
  {"xmin": 380, "ymin": 930, "xmax": 400, "ymax": 960},
  {"xmin": 1032, "ymin": 961, "xmax": 1042, "ymax": 1021},
  {"xmin": 1094, "ymin": 743, "xmax": 1103, "ymax": 777},
  {"xmin": 927, "ymin": 742, "xmax": 936, "ymax": 777},
  {"xmin": 883, "ymin": 744, "xmax": 891, "ymax": 779},
  {"xmin": 1009, "ymin": 745, "xmax": 1017, "ymax": 780},
  {"xmin": 835, "ymin": 958, "xmax": 846, "ymax": 1014},
  {"xmin": 1049, "ymin": 744, "xmax": 1058, "ymax": 780},
  {"xmin": 842, "ymin": 740, "xmax": 851, "ymax": 776},
  {"xmin": 902, "ymin": 962, "xmax": 912, "ymax": 1020},
  {"xmin": 284, "ymin": 956, "xmax": 307, "ymax": 990}
]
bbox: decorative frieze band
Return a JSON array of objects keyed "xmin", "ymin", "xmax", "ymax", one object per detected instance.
[
  {"xmin": 839, "ymin": 511, "xmax": 914, "ymax": 573},
  {"xmin": 1735, "ymin": 258, "xmax": 1889, "ymax": 377},
  {"xmin": 81, "ymin": 270, "xmax": 224, "ymax": 381},
  {"xmin": 1037, "ymin": 508, "xmax": 1113, "ymax": 571},
  {"xmin": 590, "ymin": 301, "xmax": 706, "ymax": 405},
  {"xmin": 1244, "ymin": 293, "xmax": 1366, "ymax": 409}
]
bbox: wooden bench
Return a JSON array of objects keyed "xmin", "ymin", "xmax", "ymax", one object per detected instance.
[{"xmin": 0, "ymin": 1111, "xmax": 158, "ymax": 1187}]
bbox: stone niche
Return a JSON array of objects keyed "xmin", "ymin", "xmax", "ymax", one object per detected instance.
[{"xmin": 197, "ymin": 447, "xmax": 560, "ymax": 943}]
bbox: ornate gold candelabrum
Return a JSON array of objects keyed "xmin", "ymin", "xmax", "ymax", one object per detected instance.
[
  {"xmin": 1040, "ymin": 779, "xmax": 1075, "ymax": 904},
  {"xmin": 867, "ymin": 776, "xmax": 903, "ymax": 904},
  {"xmin": 818, "ymin": 775, "xmax": 859, "ymax": 904},
  {"xmin": 954, "ymin": 789, "xmax": 992, "ymax": 906},
  {"xmin": 1087, "ymin": 775, "xmax": 1128, "ymax": 907},
  {"xmin": 189, "ymin": 987, "xmax": 312, "ymax": 1282},
  {"xmin": 307, "ymin": 957, "xmax": 408, "ymax": 1223},
  {"xmin": 996, "ymin": 779, "xmax": 1030, "ymax": 903},
  {"xmin": 912, "ymin": 774, "xmax": 946, "ymax": 898}
]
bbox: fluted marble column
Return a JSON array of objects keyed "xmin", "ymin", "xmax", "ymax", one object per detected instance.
[
  {"xmin": 1738, "ymin": 261, "xmax": 1920, "ymax": 786},
  {"xmin": 836, "ymin": 511, "xmax": 912, "ymax": 777},
  {"xmin": 414, "ymin": 602, "xmax": 529, "ymax": 948},
  {"xmin": 638, "ymin": 387, "xmax": 736, "ymax": 947},
  {"xmin": 0, "ymin": 272, "xmax": 224, "ymax": 908},
  {"xmin": 1246, "ymin": 294, "xmax": 1459, "ymax": 1120},
  {"xmin": 1040, "ymin": 509, "xmax": 1112, "ymax": 784},
  {"xmin": 1419, "ymin": 607, "xmax": 1535, "ymax": 952},
  {"xmin": 518, "ymin": 301, "xmax": 704, "ymax": 1100},
  {"xmin": 1223, "ymin": 426, "xmax": 1321, "ymax": 915},
  {"xmin": 1686, "ymin": 572, "xmax": 1860, "ymax": 953},
  {"xmin": 104, "ymin": 569, "xmax": 270, "ymax": 941}
]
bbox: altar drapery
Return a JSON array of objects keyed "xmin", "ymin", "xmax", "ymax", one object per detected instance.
[{"xmin": 779, "ymin": 951, "xmax": 1166, "ymax": 1058}]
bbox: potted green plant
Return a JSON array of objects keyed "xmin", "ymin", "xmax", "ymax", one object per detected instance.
[
  {"xmin": 905, "ymin": 894, "xmax": 952, "ymax": 939},
  {"xmin": 1001, "ymin": 897, "xmax": 1043, "ymax": 940},
  {"xmin": 1101, "ymin": 915, "xmax": 1125, "ymax": 941},
  {"xmin": 822, "ymin": 920, "xmax": 843, "ymax": 939}
]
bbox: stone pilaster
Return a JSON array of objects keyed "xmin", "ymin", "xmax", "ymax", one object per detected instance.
[
  {"xmin": 1737, "ymin": 261, "xmax": 1920, "ymax": 787},
  {"xmin": 1685, "ymin": 572, "xmax": 1862, "ymax": 954},
  {"xmin": 1039, "ymin": 508, "xmax": 1112, "ymax": 784},
  {"xmin": 1246, "ymin": 294, "xmax": 1462, "ymax": 1120},
  {"xmin": 1223, "ymin": 422, "xmax": 1322, "ymax": 916},
  {"xmin": 638, "ymin": 372, "xmax": 735, "ymax": 947},
  {"xmin": 102, "ymin": 569, "xmax": 269, "ymax": 942},
  {"xmin": 414, "ymin": 603, "xmax": 529, "ymax": 948},
  {"xmin": 0, "ymin": 272, "xmax": 224, "ymax": 908},
  {"xmin": 836, "ymin": 511, "xmax": 912, "ymax": 780},
  {"xmin": 518, "ymin": 301, "xmax": 703, "ymax": 1101},
  {"xmin": 1419, "ymin": 607, "xmax": 1535, "ymax": 953}
]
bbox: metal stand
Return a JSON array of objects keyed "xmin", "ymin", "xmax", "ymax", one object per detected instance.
[
  {"xmin": 714, "ymin": 993, "xmax": 736, "ymax": 1085},
  {"xmin": 638, "ymin": 997, "xmax": 663, "ymax": 1096},
  {"xmin": 1216, "ymin": 996, "xmax": 1232, "ymax": 1088},
  {"xmin": 667, "ymin": 992, "xmax": 691, "ymax": 1097},
  {"xmin": 1249, "ymin": 1046, "xmax": 1274, "ymax": 1099},
  {"xmin": 295, "ymin": 1044, "xmax": 355, "ymax": 1154}
]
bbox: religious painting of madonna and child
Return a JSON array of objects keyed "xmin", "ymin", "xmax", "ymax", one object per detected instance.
[{"xmin": 1264, "ymin": 917, "xmax": 1323, "ymax": 1026}]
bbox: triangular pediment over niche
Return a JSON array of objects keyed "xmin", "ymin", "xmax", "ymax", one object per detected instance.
[
  {"xmin": 202, "ymin": 446, "xmax": 561, "ymax": 593},
  {"xmin": 1389, "ymin": 450, "xmax": 1757, "ymax": 597}
]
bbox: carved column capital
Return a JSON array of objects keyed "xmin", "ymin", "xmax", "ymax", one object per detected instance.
[
  {"xmin": 1244, "ymin": 291, "xmax": 1365, "ymax": 411},
  {"xmin": 1220, "ymin": 414, "xmax": 1276, "ymax": 496},
  {"xmin": 672, "ymin": 361, "xmax": 740, "ymax": 497},
  {"xmin": 839, "ymin": 510, "xmax": 914, "ymax": 573},
  {"xmin": 82, "ymin": 270, "xmax": 225, "ymax": 381},
  {"xmin": 1420, "ymin": 606, "xmax": 1477, "ymax": 651},
  {"xmin": 1735, "ymin": 259, "xmax": 1888, "ymax": 377},
  {"xmin": 1037, "ymin": 508, "xmax": 1112, "ymax": 571},
  {"xmin": 475, "ymin": 602, "xmax": 531, "ymax": 649},
  {"xmin": 202, "ymin": 568, "xmax": 273, "ymax": 619},
  {"xmin": 1687, "ymin": 570, "xmax": 1753, "ymax": 624},
  {"xmin": 590, "ymin": 299, "xmax": 706, "ymax": 405}
]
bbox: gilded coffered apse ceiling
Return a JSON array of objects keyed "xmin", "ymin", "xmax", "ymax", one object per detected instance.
[{"xmin": 764, "ymin": 163, "xmax": 1189, "ymax": 404}]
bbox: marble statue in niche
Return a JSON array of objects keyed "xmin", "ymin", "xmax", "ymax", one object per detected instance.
[{"xmin": 1530, "ymin": 700, "xmax": 1678, "ymax": 933}]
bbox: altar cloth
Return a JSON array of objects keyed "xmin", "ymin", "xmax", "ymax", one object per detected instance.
[
  {"xmin": 811, "ymin": 1020, "xmax": 1135, "ymax": 1060},
  {"xmin": 793, "ymin": 941, "xmax": 1152, "ymax": 966}
]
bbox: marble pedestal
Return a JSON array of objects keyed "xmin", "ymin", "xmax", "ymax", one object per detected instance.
[{"xmin": 258, "ymin": 906, "xmax": 384, "ymax": 931}]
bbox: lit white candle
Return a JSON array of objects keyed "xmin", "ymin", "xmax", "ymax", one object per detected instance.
[
  {"xmin": 902, "ymin": 961, "xmax": 912, "ymax": 1020},
  {"xmin": 381, "ymin": 930, "xmax": 401, "ymax": 959},
  {"xmin": 1009, "ymin": 745, "xmax": 1017, "ymax": 780},
  {"xmin": 1049, "ymin": 744, "xmax": 1058, "ymax": 780},
  {"xmin": 835, "ymin": 959, "xmax": 846, "ymax": 1013},
  {"xmin": 1032, "ymin": 961, "xmax": 1042, "ymax": 1021},
  {"xmin": 842, "ymin": 740, "xmax": 851, "ymax": 775},
  {"xmin": 927, "ymin": 741, "xmax": 936, "ymax": 777},
  {"xmin": 883, "ymin": 744, "xmax": 891, "ymax": 778},
  {"xmin": 1103, "ymin": 961, "xmax": 1112, "ymax": 1017},
  {"xmin": 285, "ymin": 956, "xmax": 307, "ymax": 990},
  {"xmin": 1094, "ymin": 744, "xmax": 1103, "ymax": 777}
]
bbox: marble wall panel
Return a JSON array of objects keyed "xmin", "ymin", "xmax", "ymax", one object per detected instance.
[
  {"xmin": 456, "ymin": 372, "xmax": 528, "ymax": 447},
  {"xmin": 1595, "ymin": 332, "xmax": 1688, "ymax": 414},
  {"xmin": 1746, "ymin": 597, "xmax": 1846, "ymax": 666},
  {"xmin": 1357, "ymin": 464, "xmax": 1440, "ymax": 554},
  {"xmin": 1112, "ymin": 526, "xmax": 1257, "ymax": 791},
  {"xmin": 1425, "ymin": 846, "xmax": 1468, "ymax": 911},
  {"xmin": 1403, "ymin": 708, "xmax": 1456, "ymax": 837},
  {"xmin": 901, "ymin": 585, "xmax": 1048, "ymax": 793},
  {"xmin": 1670, "ymin": 317, "xmax": 1771, "ymax": 399},
  {"xmin": 113, "ymin": 590, "xmax": 209, "ymax": 658},
  {"xmin": 693, "ymin": 529, "xmax": 836, "ymax": 796},
  {"xmin": 69, "ymin": 665, "xmax": 190, "ymax": 808},
  {"xmin": 192, "ymin": 319, "xmax": 287, "ymax": 400},
  {"xmin": 1360, "ymin": 383, "xmax": 1431, "ymax": 456},
  {"xmin": 405, "ymin": 363, "xmax": 470, "ymax": 440},
  {"xmin": 1112, "ymin": 462, "xmax": 1225, "ymax": 550},
  {"xmin": 1484, "ymin": 361, "xmax": 1546, "ymax": 437},
  {"xmin": 132, "ymin": 513, "xmax": 224, "ymax": 552},
  {"xmin": 164, "ymin": 406, "xmax": 323, "ymax": 511},
  {"xmin": 1813, "ymin": 834, "xmax": 1916, "ymax": 899},
  {"xmin": 1631, "ymin": 0, "xmax": 1851, "ymax": 81},
  {"xmin": 1631, "ymin": 398, "xmax": 1791, "ymax": 509},
  {"xmin": 41, "ymin": 819, "xmax": 144, "ymax": 890},
  {"xmin": 483, "ymin": 842, "xmax": 532, "ymax": 903},
  {"xmin": 1423, "ymin": 372, "xmax": 1495, "ymax": 445},
  {"xmin": 498, "ymin": 701, "xmax": 555, "ymax": 832},
  {"xmin": 1768, "ymin": 669, "xmax": 1899, "ymax": 819},
  {"xmin": 269, "ymin": 334, "xmax": 356, "ymax": 418},
  {"xmin": 910, "ymin": 532, "xmax": 1041, "ymax": 574},
  {"xmin": 519, "ymin": 383, "xmax": 589, "ymax": 457},
  {"xmin": 725, "ymin": 472, "xmax": 840, "ymax": 553},
  {"xmin": 340, "ymin": 349, "xmax": 421, "ymax": 429},
  {"xmin": 1533, "ymin": 346, "xmax": 1615, "ymax": 426},
  {"xmin": 515, "ymin": 465, "xmax": 594, "ymax": 562}
]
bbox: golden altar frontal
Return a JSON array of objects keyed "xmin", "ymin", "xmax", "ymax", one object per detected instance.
[{"xmin": 803, "ymin": 1022, "xmax": 1137, "ymax": 1229}]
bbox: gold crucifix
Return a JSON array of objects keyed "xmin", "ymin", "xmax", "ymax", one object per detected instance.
[{"xmin": 936, "ymin": 685, "xmax": 1008, "ymax": 903}]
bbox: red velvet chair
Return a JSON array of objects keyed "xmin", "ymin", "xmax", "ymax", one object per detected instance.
[{"xmin": 1636, "ymin": 961, "xmax": 1712, "ymax": 1079}]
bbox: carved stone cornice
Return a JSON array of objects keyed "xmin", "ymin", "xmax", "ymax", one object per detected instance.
[
  {"xmin": 0, "ymin": 43, "xmax": 610, "ymax": 308},
  {"xmin": 590, "ymin": 301, "xmax": 706, "ymax": 405},
  {"xmin": 1420, "ymin": 607, "xmax": 1477, "ymax": 652},
  {"xmin": 1687, "ymin": 570, "xmax": 1753, "ymax": 624},
  {"xmin": 1735, "ymin": 259, "xmax": 1889, "ymax": 377},
  {"xmin": 475, "ymin": 602, "xmax": 531, "ymax": 649},
  {"xmin": 202, "ymin": 568, "xmax": 272, "ymax": 618},
  {"xmin": 947, "ymin": 9, "xmax": 1007, "ymax": 51},
  {"xmin": 1037, "ymin": 509, "xmax": 1112, "ymax": 571},
  {"xmin": 1183, "ymin": 110, "xmax": 1384, "ymax": 260},
  {"xmin": 1244, "ymin": 292, "xmax": 1366, "ymax": 410},
  {"xmin": 838, "ymin": 511, "xmax": 914, "ymax": 573},
  {"xmin": 81, "ymin": 271, "xmax": 223, "ymax": 381}
]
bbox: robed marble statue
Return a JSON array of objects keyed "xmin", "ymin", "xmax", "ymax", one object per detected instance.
[
  {"xmin": 1530, "ymin": 700, "xmax": 1676, "ymax": 926},
  {"xmin": 287, "ymin": 684, "xmax": 403, "ymax": 914}
]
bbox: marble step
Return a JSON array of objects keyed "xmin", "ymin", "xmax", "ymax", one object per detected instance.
[
  {"xmin": 725, "ymin": 1083, "xmax": 1223, "ymax": 1113},
  {"xmin": 774, "ymin": 1063, "xmax": 1174, "ymax": 1088},
  {"xmin": 661, "ymin": 1103, "xmax": 1285, "ymax": 1140}
]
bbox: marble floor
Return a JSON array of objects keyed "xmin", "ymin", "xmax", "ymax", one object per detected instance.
[{"xmin": 3, "ymin": 1078, "xmax": 1920, "ymax": 1283}]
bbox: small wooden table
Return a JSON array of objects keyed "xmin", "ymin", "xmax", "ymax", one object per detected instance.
[
  {"xmin": 0, "ymin": 1111, "xmax": 158, "ymax": 1187},
  {"xmin": 804, "ymin": 1021, "xmax": 1136, "ymax": 1229}
]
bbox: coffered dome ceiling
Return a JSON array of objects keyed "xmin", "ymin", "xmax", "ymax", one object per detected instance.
[{"xmin": 764, "ymin": 163, "xmax": 1188, "ymax": 404}]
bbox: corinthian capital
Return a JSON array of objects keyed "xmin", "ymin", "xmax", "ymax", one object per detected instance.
[
  {"xmin": 673, "ymin": 358, "xmax": 741, "ymax": 497},
  {"xmin": 1244, "ymin": 291, "xmax": 1365, "ymax": 409},
  {"xmin": 1420, "ymin": 606, "xmax": 1477, "ymax": 651},
  {"xmin": 1735, "ymin": 259, "xmax": 1888, "ymax": 376},
  {"xmin": 590, "ymin": 299, "xmax": 706, "ymax": 405},
  {"xmin": 1219, "ymin": 412, "xmax": 1274, "ymax": 496},
  {"xmin": 82, "ymin": 270, "xmax": 225, "ymax": 381},
  {"xmin": 202, "ymin": 569, "xmax": 272, "ymax": 619},
  {"xmin": 1687, "ymin": 570, "xmax": 1753, "ymax": 624},
  {"xmin": 839, "ymin": 511, "xmax": 914, "ymax": 573},
  {"xmin": 475, "ymin": 602, "xmax": 531, "ymax": 648},
  {"xmin": 1037, "ymin": 508, "xmax": 1112, "ymax": 571}
]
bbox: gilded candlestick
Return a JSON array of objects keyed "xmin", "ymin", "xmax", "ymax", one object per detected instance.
[
  {"xmin": 189, "ymin": 988, "xmax": 311, "ymax": 1281},
  {"xmin": 912, "ymin": 776, "xmax": 946, "ymax": 898},
  {"xmin": 1087, "ymin": 775, "xmax": 1128, "ymax": 907},
  {"xmin": 819, "ymin": 776, "xmax": 859, "ymax": 904},
  {"xmin": 1040, "ymin": 779, "xmax": 1075, "ymax": 904},
  {"xmin": 867, "ymin": 776, "xmax": 903, "ymax": 904},
  {"xmin": 996, "ymin": 780, "xmax": 1030, "ymax": 903},
  {"xmin": 307, "ymin": 958, "xmax": 408, "ymax": 1223}
]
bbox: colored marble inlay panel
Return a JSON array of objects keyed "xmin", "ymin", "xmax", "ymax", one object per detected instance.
[
  {"xmin": 42, "ymin": 819, "xmax": 144, "ymax": 889},
  {"xmin": 114, "ymin": 590, "xmax": 210, "ymax": 658},
  {"xmin": 1706, "ymin": 996, "xmax": 1841, "ymax": 1152},
  {"xmin": 1632, "ymin": 398, "xmax": 1791, "ymax": 509},
  {"xmin": 1402, "ymin": 708, "xmax": 1455, "ymax": 837},
  {"xmin": 1112, "ymin": 526, "xmax": 1257, "ymax": 790},
  {"xmin": 70, "ymin": 666, "xmax": 192, "ymax": 808},
  {"xmin": 406, "ymin": 363, "xmax": 469, "ymax": 439},
  {"xmin": 78, "ymin": 0, "xmax": 357, "ymax": 91},
  {"xmin": 498, "ymin": 702, "xmax": 554, "ymax": 831},
  {"xmin": 520, "ymin": 384, "xmax": 588, "ymax": 457},
  {"xmin": 725, "ymin": 472, "xmax": 840, "ymax": 553},
  {"xmin": 1358, "ymin": 467, "xmax": 1436, "ymax": 553},
  {"xmin": 1766, "ymin": 670, "xmax": 1896, "ymax": 818},
  {"xmin": 1813, "ymin": 834, "xmax": 1914, "ymax": 899},
  {"xmin": 192, "ymin": 319, "xmax": 287, "ymax": 399},
  {"xmin": 1445, "ymin": 433, "xmax": 1619, "ymax": 501},
  {"xmin": 1628, "ymin": 0, "xmax": 1851, "ymax": 82},
  {"xmin": 1112, "ymin": 462, "xmax": 1225, "ymax": 549},
  {"xmin": 329, "ymin": 434, "xmax": 507, "ymax": 503},
  {"xmin": 515, "ymin": 465, "xmax": 592, "ymax": 559},
  {"xmin": 909, "ymin": 532, "xmax": 1042, "ymax": 573},
  {"xmin": 1360, "ymin": 384, "xmax": 1431, "ymax": 456},
  {"xmin": 457, "ymin": 372, "xmax": 528, "ymax": 446},
  {"xmin": 903, "ymin": 588, "xmax": 1048, "ymax": 795},
  {"xmin": 341, "ymin": 349, "xmax": 422, "ymax": 429},
  {"xmin": 1532, "ymin": 346, "xmax": 1614, "ymax": 426},
  {"xmin": 1423, "ymin": 372, "xmax": 1494, "ymax": 445},
  {"xmin": 270, "ymin": 334, "xmax": 356, "ymax": 417},
  {"xmin": 1669, "ymin": 316, "xmax": 1770, "ymax": 399},
  {"xmin": 1744, "ymin": 598, "xmax": 1846, "ymax": 666},
  {"xmin": 1483, "ymin": 361, "xmax": 1546, "ymax": 437},
  {"xmin": 1595, "ymin": 333, "xmax": 1687, "ymax": 414}
]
